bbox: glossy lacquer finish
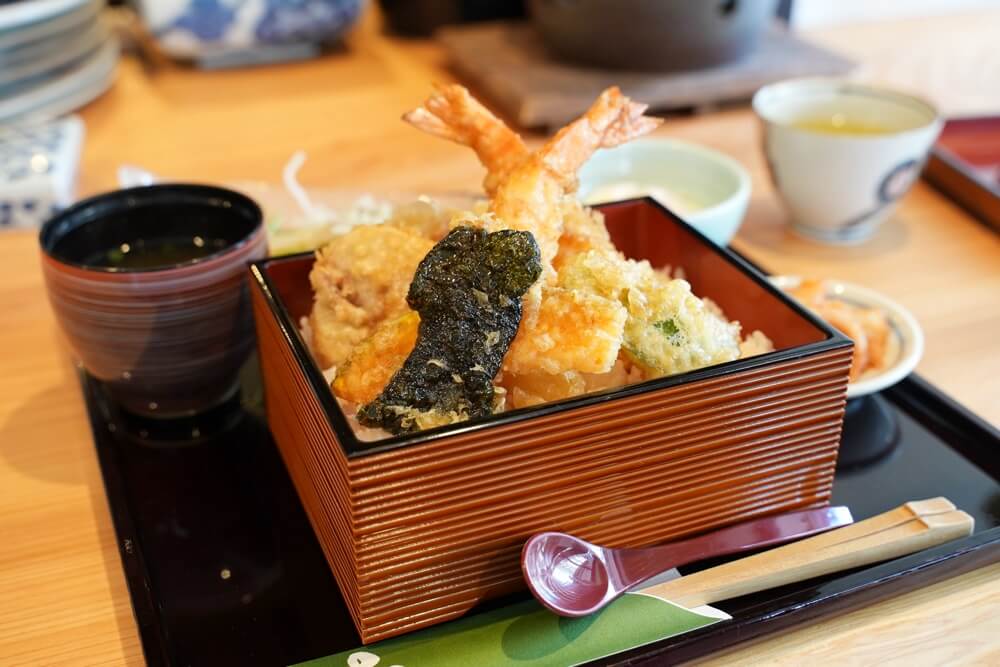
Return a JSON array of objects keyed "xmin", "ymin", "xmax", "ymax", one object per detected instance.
[
  {"xmin": 87, "ymin": 369, "xmax": 1000, "ymax": 667},
  {"xmin": 248, "ymin": 198, "xmax": 854, "ymax": 642},
  {"xmin": 523, "ymin": 506, "xmax": 852, "ymax": 617},
  {"xmin": 924, "ymin": 116, "xmax": 1000, "ymax": 233}
]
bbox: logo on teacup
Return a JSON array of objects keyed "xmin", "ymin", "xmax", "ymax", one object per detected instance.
[
  {"xmin": 878, "ymin": 158, "xmax": 921, "ymax": 203},
  {"xmin": 840, "ymin": 157, "xmax": 922, "ymax": 232}
]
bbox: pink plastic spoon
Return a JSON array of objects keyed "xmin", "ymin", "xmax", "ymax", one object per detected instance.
[{"xmin": 522, "ymin": 506, "xmax": 853, "ymax": 617}]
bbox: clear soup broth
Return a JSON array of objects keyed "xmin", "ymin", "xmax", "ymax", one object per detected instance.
[
  {"xmin": 84, "ymin": 236, "xmax": 229, "ymax": 269},
  {"xmin": 47, "ymin": 198, "xmax": 257, "ymax": 272}
]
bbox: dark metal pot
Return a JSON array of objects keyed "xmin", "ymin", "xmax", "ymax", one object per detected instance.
[{"xmin": 530, "ymin": 0, "xmax": 779, "ymax": 71}]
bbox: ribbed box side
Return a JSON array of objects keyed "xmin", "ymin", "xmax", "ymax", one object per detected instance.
[
  {"xmin": 253, "ymin": 266, "xmax": 853, "ymax": 643},
  {"xmin": 251, "ymin": 283, "xmax": 367, "ymax": 631},
  {"xmin": 347, "ymin": 347, "xmax": 851, "ymax": 642}
]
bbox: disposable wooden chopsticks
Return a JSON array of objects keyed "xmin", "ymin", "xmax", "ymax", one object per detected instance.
[{"xmin": 643, "ymin": 497, "xmax": 974, "ymax": 609}]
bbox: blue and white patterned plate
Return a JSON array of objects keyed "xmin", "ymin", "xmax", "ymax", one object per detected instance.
[
  {"xmin": 136, "ymin": 0, "xmax": 363, "ymax": 65},
  {"xmin": 0, "ymin": 115, "xmax": 84, "ymax": 230}
]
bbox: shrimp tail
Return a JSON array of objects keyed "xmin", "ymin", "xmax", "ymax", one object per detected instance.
[
  {"xmin": 403, "ymin": 84, "xmax": 530, "ymax": 194},
  {"xmin": 540, "ymin": 86, "xmax": 662, "ymax": 191},
  {"xmin": 403, "ymin": 106, "xmax": 464, "ymax": 144},
  {"xmin": 602, "ymin": 99, "xmax": 662, "ymax": 148}
]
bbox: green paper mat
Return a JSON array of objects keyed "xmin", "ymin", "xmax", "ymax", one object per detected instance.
[{"xmin": 296, "ymin": 590, "xmax": 729, "ymax": 667}]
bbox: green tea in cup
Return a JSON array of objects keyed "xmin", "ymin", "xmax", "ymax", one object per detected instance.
[
  {"xmin": 790, "ymin": 113, "xmax": 896, "ymax": 136},
  {"xmin": 753, "ymin": 78, "xmax": 941, "ymax": 244}
]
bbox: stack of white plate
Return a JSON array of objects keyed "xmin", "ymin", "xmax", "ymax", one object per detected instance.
[{"xmin": 0, "ymin": 0, "xmax": 118, "ymax": 123}]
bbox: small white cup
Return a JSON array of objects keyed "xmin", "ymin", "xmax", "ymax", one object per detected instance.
[{"xmin": 753, "ymin": 78, "xmax": 942, "ymax": 244}]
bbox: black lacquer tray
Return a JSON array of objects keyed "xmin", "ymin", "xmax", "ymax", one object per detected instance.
[{"xmin": 85, "ymin": 360, "xmax": 1000, "ymax": 667}]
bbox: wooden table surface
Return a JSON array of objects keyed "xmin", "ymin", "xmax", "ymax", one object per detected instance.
[{"xmin": 2, "ymin": 9, "xmax": 999, "ymax": 666}]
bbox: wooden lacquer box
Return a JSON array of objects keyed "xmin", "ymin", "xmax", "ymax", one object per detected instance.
[{"xmin": 249, "ymin": 198, "xmax": 853, "ymax": 643}]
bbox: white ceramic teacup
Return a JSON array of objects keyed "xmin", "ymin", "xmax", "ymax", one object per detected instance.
[{"xmin": 753, "ymin": 78, "xmax": 942, "ymax": 244}]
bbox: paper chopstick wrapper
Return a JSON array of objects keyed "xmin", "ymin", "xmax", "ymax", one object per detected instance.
[{"xmin": 303, "ymin": 576, "xmax": 728, "ymax": 667}]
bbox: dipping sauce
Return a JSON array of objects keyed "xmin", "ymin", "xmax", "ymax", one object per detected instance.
[
  {"xmin": 83, "ymin": 236, "xmax": 228, "ymax": 269},
  {"xmin": 585, "ymin": 181, "xmax": 702, "ymax": 216}
]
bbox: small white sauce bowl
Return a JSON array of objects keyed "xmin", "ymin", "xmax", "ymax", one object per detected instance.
[{"xmin": 577, "ymin": 138, "xmax": 752, "ymax": 246}]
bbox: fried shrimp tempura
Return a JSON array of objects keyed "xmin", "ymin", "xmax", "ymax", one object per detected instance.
[
  {"xmin": 553, "ymin": 199, "xmax": 615, "ymax": 273},
  {"xmin": 402, "ymin": 85, "xmax": 660, "ymax": 380},
  {"xmin": 311, "ymin": 84, "xmax": 775, "ymax": 434},
  {"xmin": 403, "ymin": 83, "xmax": 530, "ymax": 197},
  {"xmin": 488, "ymin": 86, "xmax": 661, "ymax": 287}
]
